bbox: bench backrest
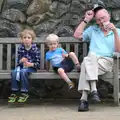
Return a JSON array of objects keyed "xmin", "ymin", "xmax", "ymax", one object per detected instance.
[{"xmin": 0, "ymin": 37, "xmax": 88, "ymax": 71}]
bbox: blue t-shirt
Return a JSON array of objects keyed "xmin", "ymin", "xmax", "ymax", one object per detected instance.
[
  {"xmin": 82, "ymin": 25, "xmax": 120, "ymax": 57},
  {"xmin": 46, "ymin": 48, "xmax": 67, "ymax": 67}
]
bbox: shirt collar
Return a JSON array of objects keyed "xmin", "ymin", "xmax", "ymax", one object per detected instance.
[{"xmin": 21, "ymin": 44, "xmax": 36, "ymax": 51}]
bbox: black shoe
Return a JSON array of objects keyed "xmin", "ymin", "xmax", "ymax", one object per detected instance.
[
  {"xmin": 78, "ymin": 100, "xmax": 89, "ymax": 112},
  {"xmin": 91, "ymin": 91, "xmax": 101, "ymax": 103}
]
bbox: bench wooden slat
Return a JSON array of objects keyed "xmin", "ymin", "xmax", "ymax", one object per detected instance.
[
  {"xmin": 40, "ymin": 44, "xmax": 45, "ymax": 69},
  {"xmin": 0, "ymin": 37, "xmax": 82, "ymax": 44},
  {"xmin": 7, "ymin": 44, "xmax": 11, "ymax": 70},
  {"xmin": 0, "ymin": 44, "xmax": 3, "ymax": 69},
  {"xmin": 83, "ymin": 42, "xmax": 88, "ymax": 57},
  {"xmin": 0, "ymin": 72, "xmax": 79, "ymax": 80},
  {"xmin": 66, "ymin": 44, "xmax": 70, "ymax": 52},
  {"xmin": 15, "ymin": 44, "xmax": 19, "ymax": 66},
  {"xmin": 74, "ymin": 44, "xmax": 79, "ymax": 58}
]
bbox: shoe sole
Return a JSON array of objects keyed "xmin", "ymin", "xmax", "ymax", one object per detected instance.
[
  {"xmin": 90, "ymin": 98, "xmax": 101, "ymax": 104},
  {"xmin": 18, "ymin": 96, "xmax": 29, "ymax": 103},
  {"xmin": 78, "ymin": 108, "xmax": 89, "ymax": 112}
]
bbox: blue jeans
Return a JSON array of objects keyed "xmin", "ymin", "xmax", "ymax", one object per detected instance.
[{"xmin": 11, "ymin": 67, "xmax": 36, "ymax": 92}]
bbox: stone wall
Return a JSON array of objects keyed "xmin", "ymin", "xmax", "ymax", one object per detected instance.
[
  {"xmin": 0, "ymin": 0, "xmax": 120, "ymax": 37},
  {"xmin": 0, "ymin": 0, "xmax": 119, "ymax": 99}
]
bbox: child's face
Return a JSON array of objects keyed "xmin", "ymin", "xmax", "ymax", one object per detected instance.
[
  {"xmin": 48, "ymin": 41, "xmax": 58, "ymax": 51},
  {"xmin": 22, "ymin": 33, "xmax": 33, "ymax": 46}
]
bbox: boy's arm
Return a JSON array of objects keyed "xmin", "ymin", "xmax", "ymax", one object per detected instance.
[
  {"xmin": 45, "ymin": 60, "xmax": 50, "ymax": 71},
  {"xmin": 62, "ymin": 48, "xmax": 68, "ymax": 58}
]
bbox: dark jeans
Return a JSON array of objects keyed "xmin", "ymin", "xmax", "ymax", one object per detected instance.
[{"xmin": 11, "ymin": 66, "xmax": 36, "ymax": 92}]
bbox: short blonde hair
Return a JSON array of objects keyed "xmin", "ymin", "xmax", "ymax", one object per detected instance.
[
  {"xmin": 46, "ymin": 34, "xmax": 59, "ymax": 45},
  {"xmin": 19, "ymin": 29, "xmax": 36, "ymax": 40}
]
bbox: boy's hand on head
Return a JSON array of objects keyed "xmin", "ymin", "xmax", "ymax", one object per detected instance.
[{"xmin": 20, "ymin": 57, "xmax": 28, "ymax": 63}]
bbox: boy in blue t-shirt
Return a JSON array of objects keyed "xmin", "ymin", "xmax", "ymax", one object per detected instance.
[{"xmin": 45, "ymin": 34, "xmax": 80, "ymax": 90}]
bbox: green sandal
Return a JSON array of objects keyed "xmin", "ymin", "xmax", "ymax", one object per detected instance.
[
  {"xmin": 8, "ymin": 94, "xmax": 17, "ymax": 103},
  {"xmin": 18, "ymin": 93, "xmax": 29, "ymax": 103}
]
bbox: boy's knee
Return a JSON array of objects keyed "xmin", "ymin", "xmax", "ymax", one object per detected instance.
[
  {"xmin": 69, "ymin": 52, "xmax": 75, "ymax": 56},
  {"xmin": 57, "ymin": 68, "xmax": 65, "ymax": 74}
]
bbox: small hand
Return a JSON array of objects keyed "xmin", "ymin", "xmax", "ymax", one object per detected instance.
[
  {"xmin": 20, "ymin": 57, "xmax": 28, "ymax": 63},
  {"xmin": 23, "ymin": 61, "xmax": 33, "ymax": 67},
  {"xmin": 62, "ymin": 50, "xmax": 68, "ymax": 58}
]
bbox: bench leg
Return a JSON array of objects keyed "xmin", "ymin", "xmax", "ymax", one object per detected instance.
[{"xmin": 113, "ymin": 58, "xmax": 120, "ymax": 106}]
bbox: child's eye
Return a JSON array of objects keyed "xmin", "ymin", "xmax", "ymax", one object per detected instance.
[
  {"xmin": 23, "ymin": 37, "xmax": 26, "ymax": 39},
  {"xmin": 28, "ymin": 37, "xmax": 31, "ymax": 39}
]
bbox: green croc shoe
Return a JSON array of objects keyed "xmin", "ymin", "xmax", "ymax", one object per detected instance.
[
  {"xmin": 18, "ymin": 93, "xmax": 29, "ymax": 103},
  {"xmin": 8, "ymin": 94, "xmax": 17, "ymax": 103}
]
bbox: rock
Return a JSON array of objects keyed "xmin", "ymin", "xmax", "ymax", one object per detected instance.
[
  {"xmin": 0, "ymin": 0, "xmax": 4, "ymax": 12},
  {"xmin": 27, "ymin": 11, "xmax": 54, "ymax": 25},
  {"xmin": 27, "ymin": 14, "xmax": 46, "ymax": 25},
  {"xmin": 61, "ymin": 14, "xmax": 73, "ymax": 26},
  {"xmin": 70, "ymin": 14, "xmax": 81, "ymax": 26},
  {"xmin": 33, "ymin": 19, "xmax": 61, "ymax": 37},
  {"xmin": 27, "ymin": 0, "xmax": 52, "ymax": 16},
  {"xmin": 0, "ymin": 19, "xmax": 22, "ymax": 37},
  {"xmin": 3, "ymin": 0, "xmax": 29, "ymax": 12},
  {"xmin": 55, "ymin": 2, "xmax": 70, "ymax": 18},
  {"xmin": 54, "ymin": 25, "xmax": 74, "ymax": 37},
  {"xmin": 1, "ymin": 9, "xmax": 26, "ymax": 23},
  {"xmin": 70, "ymin": 5, "xmax": 84, "ymax": 16},
  {"xmin": 105, "ymin": 0, "xmax": 120, "ymax": 8},
  {"xmin": 59, "ymin": 0, "xmax": 72, "ymax": 4},
  {"xmin": 49, "ymin": 1, "xmax": 58, "ymax": 13},
  {"xmin": 112, "ymin": 10, "xmax": 120, "ymax": 21}
]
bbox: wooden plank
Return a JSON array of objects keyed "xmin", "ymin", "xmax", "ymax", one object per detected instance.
[
  {"xmin": 83, "ymin": 42, "xmax": 88, "ymax": 57},
  {"xmin": 40, "ymin": 44, "xmax": 45, "ymax": 69},
  {"xmin": 0, "ymin": 44, "xmax": 3, "ymax": 70},
  {"xmin": 74, "ymin": 44, "xmax": 79, "ymax": 58},
  {"xmin": 7, "ymin": 44, "xmax": 11, "ymax": 70},
  {"xmin": 0, "ymin": 72, "xmax": 80, "ymax": 80},
  {"xmin": 0, "ymin": 37, "xmax": 82, "ymax": 44},
  {"xmin": 15, "ymin": 44, "xmax": 19, "ymax": 66},
  {"xmin": 66, "ymin": 44, "xmax": 70, "ymax": 52},
  {"xmin": 113, "ymin": 57, "xmax": 120, "ymax": 105}
]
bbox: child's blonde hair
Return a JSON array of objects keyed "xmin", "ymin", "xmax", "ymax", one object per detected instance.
[
  {"xmin": 19, "ymin": 29, "xmax": 36, "ymax": 40},
  {"xmin": 46, "ymin": 34, "xmax": 59, "ymax": 45}
]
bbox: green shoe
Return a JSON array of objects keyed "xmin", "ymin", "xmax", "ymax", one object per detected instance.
[
  {"xmin": 8, "ymin": 94, "xmax": 17, "ymax": 103},
  {"xmin": 18, "ymin": 93, "xmax": 29, "ymax": 103}
]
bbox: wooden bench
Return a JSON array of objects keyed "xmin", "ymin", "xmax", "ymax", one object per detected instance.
[{"xmin": 0, "ymin": 37, "xmax": 119, "ymax": 105}]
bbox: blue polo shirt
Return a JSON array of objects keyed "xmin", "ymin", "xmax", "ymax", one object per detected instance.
[{"xmin": 83, "ymin": 25, "xmax": 120, "ymax": 57}]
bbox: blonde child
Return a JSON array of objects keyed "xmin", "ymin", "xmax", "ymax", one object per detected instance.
[
  {"xmin": 8, "ymin": 29, "xmax": 41, "ymax": 103},
  {"xmin": 45, "ymin": 34, "xmax": 80, "ymax": 90}
]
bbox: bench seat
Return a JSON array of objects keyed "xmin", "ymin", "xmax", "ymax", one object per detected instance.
[{"xmin": 0, "ymin": 70, "xmax": 80, "ymax": 80}]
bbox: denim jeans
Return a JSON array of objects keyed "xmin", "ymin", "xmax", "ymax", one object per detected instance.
[{"xmin": 11, "ymin": 66, "xmax": 36, "ymax": 92}]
